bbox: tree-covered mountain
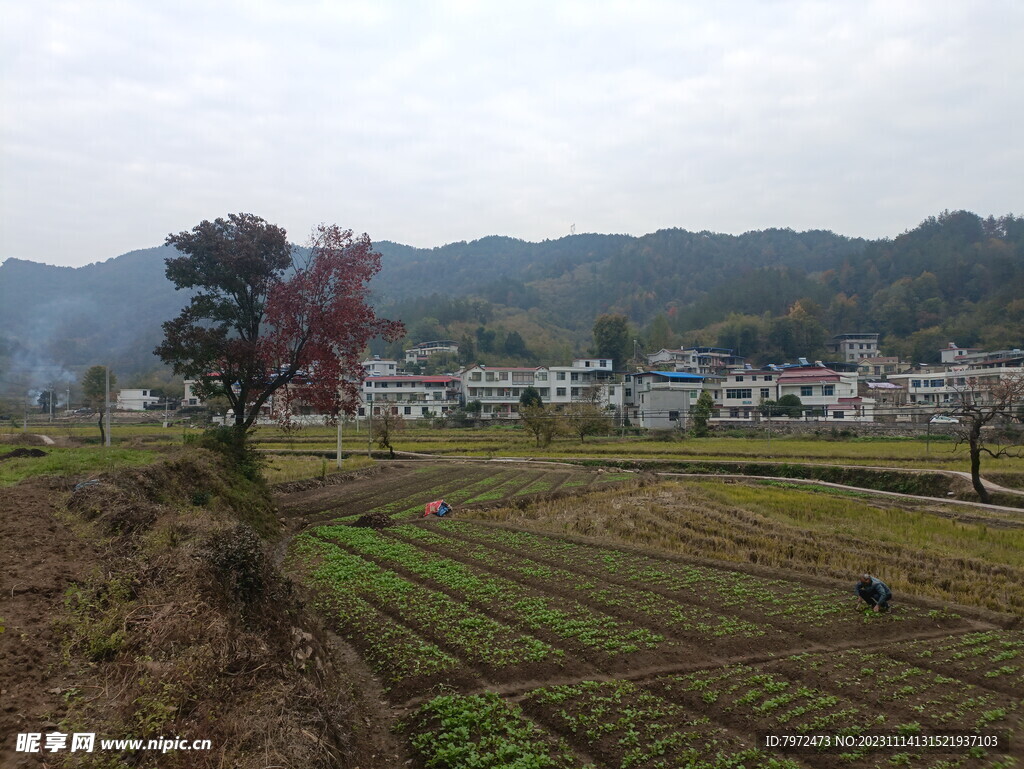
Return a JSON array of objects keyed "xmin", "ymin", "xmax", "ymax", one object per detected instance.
[{"xmin": 1, "ymin": 210, "xmax": 1021, "ymax": 393}]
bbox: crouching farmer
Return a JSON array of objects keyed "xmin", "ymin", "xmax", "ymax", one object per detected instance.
[{"xmin": 855, "ymin": 573, "xmax": 892, "ymax": 613}]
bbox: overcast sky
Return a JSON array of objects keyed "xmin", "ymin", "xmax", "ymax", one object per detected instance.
[{"xmin": 2, "ymin": 1, "xmax": 1022, "ymax": 268}]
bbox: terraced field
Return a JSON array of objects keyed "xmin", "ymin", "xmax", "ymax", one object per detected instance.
[{"xmin": 277, "ymin": 462, "xmax": 1023, "ymax": 768}]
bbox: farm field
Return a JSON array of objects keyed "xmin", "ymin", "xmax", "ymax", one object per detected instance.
[{"xmin": 277, "ymin": 461, "xmax": 1024, "ymax": 768}]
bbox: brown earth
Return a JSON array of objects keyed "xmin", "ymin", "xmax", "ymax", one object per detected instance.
[{"xmin": 0, "ymin": 477, "xmax": 92, "ymax": 768}]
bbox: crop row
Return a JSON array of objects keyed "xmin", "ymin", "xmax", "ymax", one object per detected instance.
[
  {"xmin": 407, "ymin": 692, "xmax": 585, "ymax": 769},
  {"xmin": 392, "ymin": 525, "xmax": 775, "ymax": 644},
  {"xmin": 432, "ymin": 521, "xmax": 867, "ymax": 628},
  {"xmin": 315, "ymin": 524, "xmax": 662, "ymax": 655},
  {"xmin": 464, "ymin": 470, "xmax": 548, "ymax": 503},
  {"xmin": 775, "ymin": 648, "xmax": 1019, "ymax": 731},
  {"xmin": 522, "ymin": 678, "xmax": 801, "ymax": 769},
  {"xmin": 287, "ymin": 536, "xmax": 459, "ymax": 687},
  {"xmin": 389, "ymin": 470, "xmax": 520, "ymax": 517},
  {"xmin": 292, "ymin": 532, "xmax": 555, "ymax": 671},
  {"xmin": 887, "ymin": 631, "xmax": 1024, "ymax": 694}
]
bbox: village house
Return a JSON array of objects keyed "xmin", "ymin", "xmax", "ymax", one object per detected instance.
[
  {"xmin": 888, "ymin": 347, "xmax": 1024, "ymax": 410},
  {"xmin": 360, "ymin": 374, "xmax": 461, "ymax": 420},
  {"xmin": 827, "ymin": 333, "xmax": 880, "ymax": 363},
  {"xmin": 856, "ymin": 356, "xmax": 910, "ymax": 378},
  {"xmin": 776, "ymin": 363, "xmax": 874, "ymax": 421},
  {"xmin": 116, "ymin": 388, "xmax": 163, "ymax": 411},
  {"xmin": 717, "ymin": 366, "xmax": 780, "ymax": 421},
  {"xmin": 404, "ymin": 340, "xmax": 459, "ymax": 364},
  {"xmin": 622, "ymin": 371, "xmax": 707, "ymax": 429},
  {"xmin": 645, "ymin": 347, "xmax": 745, "ymax": 375}
]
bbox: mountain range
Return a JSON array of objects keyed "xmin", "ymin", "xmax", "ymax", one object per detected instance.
[{"xmin": 1, "ymin": 210, "xmax": 1021, "ymax": 392}]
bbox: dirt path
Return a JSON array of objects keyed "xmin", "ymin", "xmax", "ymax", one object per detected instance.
[{"xmin": 0, "ymin": 478, "xmax": 95, "ymax": 768}]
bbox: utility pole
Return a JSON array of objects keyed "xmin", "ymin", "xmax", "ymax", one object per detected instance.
[
  {"xmin": 366, "ymin": 403, "xmax": 373, "ymax": 458},
  {"xmin": 104, "ymin": 366, "xmax": 111, "ymax": 447},
  {"xmin": 49, "ymin": 387, "xmax": 54, "ymax": 422},
  {"xmin": 342, "ymin": 415, "xmax": 350, "ymax": 468}
]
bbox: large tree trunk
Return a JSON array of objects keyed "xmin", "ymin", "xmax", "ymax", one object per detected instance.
[{"xmin": 969, "ymin": 430, "xmax": 989, "ymax": 503}]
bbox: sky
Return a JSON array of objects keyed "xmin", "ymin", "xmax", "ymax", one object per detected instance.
[{"xmin": 1, "ymin": 0, "xmax": 1022, "ymax": 268}]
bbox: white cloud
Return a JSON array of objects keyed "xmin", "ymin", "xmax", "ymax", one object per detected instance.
[{"xmin": 1, "ymin": 0, "xmax": 1022, "ymax": 266}]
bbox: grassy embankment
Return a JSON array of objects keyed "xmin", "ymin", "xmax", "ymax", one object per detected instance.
[
  {"xmin": 8, "ymin": 422, "xmax": 1024, "ymax": 488},
  {"xmin": 464, "ymin": 477, "xmax": 1024, "ymax": 615}
]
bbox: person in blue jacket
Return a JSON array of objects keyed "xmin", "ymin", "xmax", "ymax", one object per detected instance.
[{"xmin": 855, "ymin": 573, "xmax": 892, "ymax": 612}]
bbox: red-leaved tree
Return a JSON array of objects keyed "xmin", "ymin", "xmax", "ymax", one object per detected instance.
[{"xmin": 156, "ymin": 215, "xmax": 403, "ymax": 433}]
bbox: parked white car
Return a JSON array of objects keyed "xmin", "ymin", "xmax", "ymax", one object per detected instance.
[{"xmin": 929, "ymin": 415, "xmax": 959, "ymax": 424}]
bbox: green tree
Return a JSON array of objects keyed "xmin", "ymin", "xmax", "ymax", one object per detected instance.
[
  {"xmin": 644, "ymin": 313, "xmax": 674, "ymax": 351},
  {"xmin": 81, "ymin": 365, "xmax": 115, "ymax": 443},
  {"xmin": 518, "ymin": 386, "xmax": 543, "ymax": 409},
  {"xmin": 776, "ymin": 393, "xmax": 804, "ymax": 418},
  {"xmin": 503, "ymin": 330, "xmax": 530, "ymax": 358},
  {"xmin": 592, "ymin": 314, "xmax": 631, "ymax": 370},
  {"xmin": 690, "ymin": 390, "xmax": 714, "ymax": 437}
]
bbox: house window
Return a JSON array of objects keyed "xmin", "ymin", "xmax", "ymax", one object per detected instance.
[
  {"xmin": 760, "ymin": 388, "xmax": 770, "ymax": 399},
  {"xmin": 421, "ymin": 407, "xmax": 429, "ymax": 415},
  {"xmin": 557, "ymin": 372, "xmax": 566, "ymax": 380},
  {"xmin": 470, "ymin": 372, "xmax": 481, "ymax": 382},
  {"xmin": 833, "ymin": 411, "xmax": 845, "ymax": 419},
  {"xmin": 823, "ymin": 385, "xmax": 834, "ymax": 396},
  {"xmin": 485, "ymin": 372, "xmax": 496, "ymax": 381},
  {"xmin": 556, "ymin": 387, "xmax": 566, "ymax": 397},
  {"xmin": 931, "ymin": 379, "xmax": 944, "ymax": 387},
  {"xmin": 539, "ymin": 388, "xmax": 549, "ymax": 397},
  {"xmin": 911, "ymin": 380, "xmax": 921, "ymax": 388},
  {"xmin": 800, "ymin": 386, "xmax": 813, "ymax": 397},
  {"xmin": 625, "ymin": 388, "xmax": 632, "ymax": 397},
  {"xmin": 536, "ymin": 372, "xmax": 548, "ymax": 381},
  {"xmin": 599, "ymin": 360, "xmax": 608, "ymax": 367},
  {"xmin": 570, "ymin": 372, "xmax": 579, "ymax": 381},
  {"xmin": 763, "ymin": 375, "xmax": 773, "ymax": 381},
  {"xmin": 668, "ymin": 410, "xmax": 679, "ymax": 421},
  {"xmin": 735, "ymin": 375, "xmax": 744, "ymax": 382},
  {"xmin": 571, "ymin": 387, "xmax": 580, "ymax": 397},
  {"xmin": 729, "ymin": 408, "xmax": 739, "ymax": 418},
  {"xmin": 725, "ymin": 388, "xmax": 752, "ymax": 399}
]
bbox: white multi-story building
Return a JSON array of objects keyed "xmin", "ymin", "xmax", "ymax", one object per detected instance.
[
  {"xmin": 622, "ymin": 371, "xmax": 708, "ymax": 429},
  {"xmin": 363, "ymin": 357, "xmax": 399, "ymax": 377},
  {"xmin": 117, "ymin": 388, "xmax": 162, "ymax": 411},
  {"xmin": 360, "ymin": 374, "xmax": 461, "ymax": 419},
  {"xmin": 827, "ymin": 333, "xmax": 880, "ymax": 363},
  {"xmin": 183, "ymin": 380, "xmax": 204, "ymax": 407},
  {"xmin": 776, "ymin": 364, "xmax": 873, "ymax": 421},
  {"xmin": 645, "ymin": 347, "xmax": 745, "ymax": 375},
  {"xmin": 460, "ymin": 365, "xmax": 547, "ymax": 418},
  {"xmin": 887, "ymin": 348, "xmax": 1024, "ymax": 408},
  {"xmin": 718, "ymin": 368, "xmax": 780, "ymax": 421},
  {"xmin": 404, "ymin": 340, "xmax": 459, "ymax": 364}
]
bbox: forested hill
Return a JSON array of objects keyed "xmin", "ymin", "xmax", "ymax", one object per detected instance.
[{"xmin": 1, "ymin": 210, "xmax": 1021, "ymax": 384}]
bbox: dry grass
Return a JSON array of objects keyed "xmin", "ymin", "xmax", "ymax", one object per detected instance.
[
  {"xmin": 463, "ymin": 479, "xmax": 1024, "ymax": 615},
  {"xmin": 262, "ymin": 453, "xmax": 376, "ymax": 484}
]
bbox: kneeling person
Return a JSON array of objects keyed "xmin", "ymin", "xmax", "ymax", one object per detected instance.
[{"xmin": 856, "ymin": 573, "xmax": 892, "ymax": 612}]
